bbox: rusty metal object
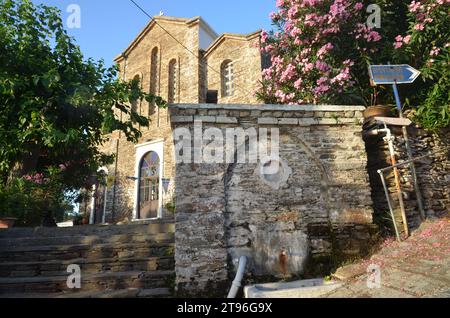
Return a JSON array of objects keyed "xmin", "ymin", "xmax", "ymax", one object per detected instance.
[{"xmin": 279, "ymin": 248, "xmax": 288, "ymax": 277}]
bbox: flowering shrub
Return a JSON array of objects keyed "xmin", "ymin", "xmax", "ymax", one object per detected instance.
[
  {"xmin": 393, "ymin": 0, "xmax": 450, "ymax": 130},
  {"xmin": 257, "ymin": 0, "xmax": 383, "ymax": 105},
  {"xmin": 0, "ymin": 166, "xmax": 72, "ymax": 226}
]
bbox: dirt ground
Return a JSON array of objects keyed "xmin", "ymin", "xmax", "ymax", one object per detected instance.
[{"xmin": 325, "ymin": 214, "xmax": 450, "ymax": 298}]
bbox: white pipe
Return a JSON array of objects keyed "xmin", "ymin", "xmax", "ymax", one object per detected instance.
[{"xmin": 227, "ymin": 256, "xmax": 248, "ymax": 298}]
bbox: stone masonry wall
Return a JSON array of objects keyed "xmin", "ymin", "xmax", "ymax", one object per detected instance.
[
  {"xmin": 205, "ymin": 34, "xmax": 263, "ymax": 105},
  {"xmin": 116, "ymin": 17, "xmax": 202, "ymax": 104},
  {"xmin": 170, "ymin": 104, "xmax": 377, "ymax": 296}
]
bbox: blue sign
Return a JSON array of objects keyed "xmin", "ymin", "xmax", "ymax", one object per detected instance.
[{"xmin": 369, "ymin": 65, "xmax": 421, "ymax": 85}]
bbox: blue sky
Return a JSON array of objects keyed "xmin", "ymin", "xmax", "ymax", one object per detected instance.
[{"xmin": 33, "ymin": 0, "xmax": 276, "ymax": 67}]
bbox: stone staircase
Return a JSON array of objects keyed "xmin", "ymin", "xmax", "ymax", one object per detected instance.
[{"xmin": 0, "ymin": 220, "xmax": 175, "ymax": 298}]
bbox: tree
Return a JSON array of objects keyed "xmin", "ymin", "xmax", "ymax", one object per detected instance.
[
  {"xmin": 392, "ymin": 0, "xmax": 450, "ymax": 130},
  {"xmin": 0, "ymin": 0, "xmax": 165, "ymax": 192},
  {"xmin": 257, "ymin": 0, "xmax": 449, "ymax": 130},
  {"xmin": 257, "ymin": 0, "xmax": 384, "ymax": 106}
]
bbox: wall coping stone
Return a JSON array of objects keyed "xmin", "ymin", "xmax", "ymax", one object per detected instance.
[
  {"xmin": 171, "ymin": 104, "xmax": 366, "ymax": 112},
  {"xmin": 172, "ymin": 116, "xmax": 362, "ymax": 126}
]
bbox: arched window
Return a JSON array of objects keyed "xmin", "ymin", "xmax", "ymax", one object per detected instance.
[
  {"xmin": 138, "ymin": 152, "xmax": 160, "ymax": 219},
  {"xmin": 221, "ymin": 60, "xmax": 234, "ymax": 97},
  {"xmin": 149, "ymin": 47, "xmax": 159, "ymax": 116},
  {"xmin": 168, "ymin": 59, "xmax": 178, "ymax": 103},
  {"xmin": 131, "ymin": 74, "xmax": 141, "ymax": 113}
]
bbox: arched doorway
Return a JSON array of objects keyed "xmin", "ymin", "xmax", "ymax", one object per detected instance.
[
  {"xmin": 138, "ymin": 151, "xmax": 161, "ymax": 219},
  {"xmin": 89, "ymin": 169, "xmax": 108, "ymax": 225},
  {"xmin": 93, "ymin": 182, "xmax": 106, "ymax": 224}
]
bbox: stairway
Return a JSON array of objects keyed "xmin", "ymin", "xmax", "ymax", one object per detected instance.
[{"xmin": 0, "ymin": 220, "xmax": 175, "ymax": 298}]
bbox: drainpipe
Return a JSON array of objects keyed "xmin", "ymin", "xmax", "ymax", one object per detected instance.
[{"xmin": 227, "ymin": 256, "xmax": 248, "ymax": 299}]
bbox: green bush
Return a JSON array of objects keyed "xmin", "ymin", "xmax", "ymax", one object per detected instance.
[
  {"xmin": 0, "ymin": 169, "xmax": 73, "ymax": 227},
  {"xmin": 0, "ymin": 179, "xmax": 45, "ymax": 226},
  {"xmin": 391, "ymin": 0, "xmax": 450, "ymax": 130}
]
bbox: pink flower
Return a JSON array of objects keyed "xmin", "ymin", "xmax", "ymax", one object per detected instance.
[
  {"xmin": 315, "ymin": 61, "xmax": 330, "ymax": 72},
  {"xmin": 394, "ymin": 42, "xmax": 403, "ymax": 49},
  {"xmin": 317, "ymin": 77, "xmax": 328, "ymax": 86},
  {"xmin": 354, "ymin": 2, "xmax": 364, "ymax": 10},
  {"xmin": 317, "ymin": 42, "xmax": 334, "ymax": 58},
  {"xmin": 313, "ymin": 84, "xmax": 330, "ymax": 95},
  {"xmin": 276, "ymin": 0, "xmax": 285, "ymax": 8},
  {"xmin": 403, "ymin": 35, "xmax": 412, "ymax": 44},
  {"xmin": 269, "ymin": 11, "xmax": 278, "ymax": 20},
  {"xmin": 366, "ymin": 31, "xmax": 381, "ymax": 42},
  {"xmin": 287, "ymin": 5, "xmax": 299, "ymax": 18},
  {"xmin": 280, "ymin": 63, "xmax": 296, "ymax": 81},
  {"xmin": 331, "ymin": 67, "xmax": 351, "ymax": 84},
  {"xmin": 290, "ymin": 27, "xmax": 302, "ymax": 37},
  {"xmin": 303, "ymin": 63, "xmax": 314, "ymax": 72},
  {"xmin": 394, "ymin": 35, "xmax": 404, "ymax": 49},
  {"xmin": 343, "ymin": 59, "xmax": 355, "ymax": 67},
  {"xmin": 409, "ymin": 1, "xmax": 422, "ymax": 13},
  {"xmin": 261, "ymin": 30, "xmax": 268, "ymax": 43},
  {"xmin": 430, "ymin": 46, "xmax": 440, "ymax": 56},
  {"xmin": 294, "ymin": 78, "xmax": 303, "ymax": 89},
  {"xmin": 414, "ymin": 24, "xmax": 425, "ymax": 31}
]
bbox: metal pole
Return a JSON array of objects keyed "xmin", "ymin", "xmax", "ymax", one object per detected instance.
[
  {"xmin": 384, "ymin": 124, "xmax": 409, "ymax": 237},
  {"xmin": 393, "ymin": 82, "xmax": 426, "ymax": 221},
  {"xmin": 378, "ymin": 170, "xmax": 401, "ymax": 242},
  {"xmin": 378, "ymin": 147, "xmax": 450, "ymax": 173}
]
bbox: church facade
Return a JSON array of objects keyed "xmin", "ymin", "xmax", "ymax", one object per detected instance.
[{"xmin": 85, "ymin": 16, "xmax": 265, "ymax": 224}]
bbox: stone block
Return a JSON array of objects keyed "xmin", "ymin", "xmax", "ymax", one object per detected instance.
[
  {"xmin": 279, "ymin": 118, "xmax": 298, "ymax": 125},
  {"xmin": 258, "ymin": 118, "xmax": 278, "ymax": 125},
  {"xmin": 216, "ymin": 117, "xmax": 238, "ymax": 124}
]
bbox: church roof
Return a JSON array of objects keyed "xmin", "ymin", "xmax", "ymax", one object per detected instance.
[
  {"xmin": 203, "ymin": 30, "xmax": 262, "ymax": 58},
  {"xmin": 114, "ymin": 16, "xmax": 219, "ymax": 62}
]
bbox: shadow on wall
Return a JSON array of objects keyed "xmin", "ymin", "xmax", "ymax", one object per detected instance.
[{"xmin": 224, "ymin": 126, "xmax": 376, "ymax": 281}]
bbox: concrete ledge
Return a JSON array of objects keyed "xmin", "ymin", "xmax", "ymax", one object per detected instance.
[
  {"xmin": 171, "ymin": 104, "xmax": 366, "ymax": 112},
  {"xmin": 172, "ymin": 116, "xmax": 361, "ymax": 126},
  {"xmin": 244, "ymin": 279, "xmax": 343, "ymax": 298}
]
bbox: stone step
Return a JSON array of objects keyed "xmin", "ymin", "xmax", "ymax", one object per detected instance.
[
  {"xmin": 0, "ymin": 242, "xmax": 175, "ymax": 263},
  {"xmin": 0, "ymin": 287, "xmax": 172, "ymax": 298},
  {"xmin": 0, "ymin": 221, "xmax": 175, "ymax": 239},
  {"xmin": 0, "ymin": 256, "xmax": 175, "ymax": 277},
  {"xmin": 0, "ymin": 270, "xmax": 175, "ymax": 294},
  {"xmin": 0, "ymin": 232, "xmax": 175, "ymax": 248}
]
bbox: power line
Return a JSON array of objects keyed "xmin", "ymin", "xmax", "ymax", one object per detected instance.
[{"xmin": 128, "ymin": 0, "xmax": 254, "ymax": 96}]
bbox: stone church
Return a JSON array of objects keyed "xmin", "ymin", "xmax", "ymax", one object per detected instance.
[
  {"xmin": 85, "ymin": 15, "xmax": 265, "ymax": 224},
  {"xmin": 81, "ymin": 15, "xmax": 420, "ymax": 293}
]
